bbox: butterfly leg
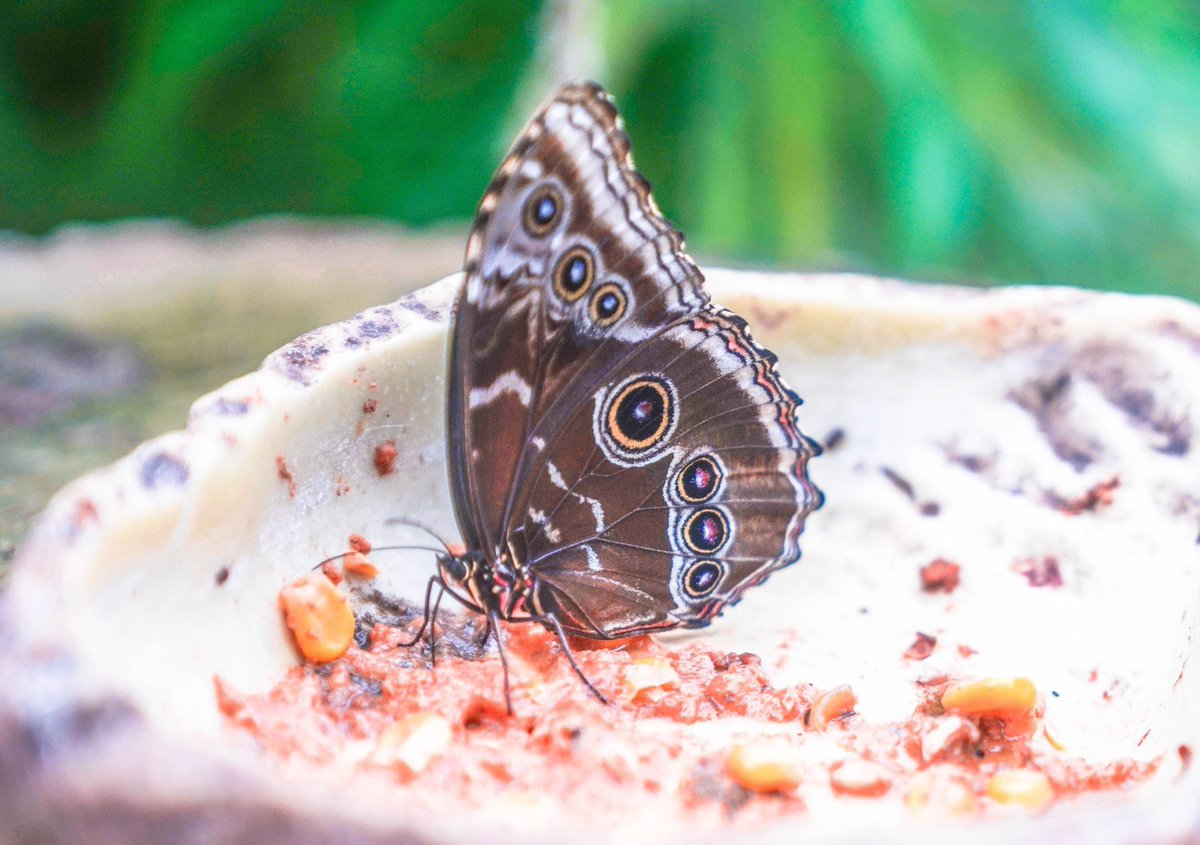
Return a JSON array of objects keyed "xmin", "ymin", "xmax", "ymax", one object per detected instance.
[
  {"xmin": 426, "ymin": 584, "xmax": 446, "ymax": 668},
  {"xmin": 535, "ymin": 613, "xmax": 608, "ymax": 705},
  {"xmin": 398, "ymin": 575, "xmax": 446, "ymax": 652},
  {"xmin": 487, "ymin": 610, "xmax": 515, "ymax": 716}
]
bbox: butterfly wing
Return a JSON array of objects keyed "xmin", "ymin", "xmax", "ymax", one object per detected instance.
[
  {"xmin": 513, "ymin": 308, "xmax": 823, "ymax": 638},
  {"xmin": 449, "ymin": 82, "xmax": 708, "ymax": 559},
  {"xmin": 451, "ymin": 81, "xmax": 822, "ymax": 638}
]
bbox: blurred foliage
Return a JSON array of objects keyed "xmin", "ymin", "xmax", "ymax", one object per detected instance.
[
  {"xmin": 608, "ymin": 1, "xmax": 1200, "ymax": 298},
  {"xmin": 0, "ymin": 0, "xmax": 541, "ymax": 226},
  {"xmin": 1, "ymin": 0, "xmax": 1198, "ymax": 299}
]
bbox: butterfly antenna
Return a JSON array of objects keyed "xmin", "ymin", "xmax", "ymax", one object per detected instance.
[
  {"xmin": 309, "ymin": 544, "xmax": 447, "ymax": 572},
  {"xmin": 385, "ymin": 516, "xmax": 458, "ymax": 555}
]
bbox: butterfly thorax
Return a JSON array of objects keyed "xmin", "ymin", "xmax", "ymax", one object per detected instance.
[{"xmin": 437, "ymin": 547, "xmax": 535, "ymax": 622}]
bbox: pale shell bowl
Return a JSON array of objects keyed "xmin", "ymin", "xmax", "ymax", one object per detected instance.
[{"xmin": 2, "ymin": 269, "xmax": 1199, "ymax": 844}]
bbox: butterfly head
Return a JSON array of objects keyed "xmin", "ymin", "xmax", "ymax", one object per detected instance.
[
  {"xmin": 437, "ymin": 548, "xmax": 475, "ymax": 588},
  {"xmin": 437, "ymin": 547, "xmax": 504, "ymax": 615}
]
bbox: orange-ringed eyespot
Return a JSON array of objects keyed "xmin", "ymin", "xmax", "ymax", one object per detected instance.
[
  {"xmin": 553, "ymin": 247, "xmax": 594, "ymax": 301},
  {"xmin": 683, "ymin": 507, "xmax": 728, "ymax": 554},
  {"xmin": 684, "ymin": 560, "xmax": 723, "ymax": 598},
  {"xmin": 607, "ymin": 377, "xmax": 673, "ymax": 452},
  {"xmin": 677, "ymin": 455, "xmax": 721, "ymax": 503},
  {"xmin": 589, "ymin": 282, "xmax": 627, "ymax": 326},
  {"xmin": 523, "ymin": 185, "xmax": 563, "ymax": 236}
]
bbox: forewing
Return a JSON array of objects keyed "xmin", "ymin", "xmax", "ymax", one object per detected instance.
[{"xmin": 448, "ymin": 82, "xmax": 708, "ymax": 558}]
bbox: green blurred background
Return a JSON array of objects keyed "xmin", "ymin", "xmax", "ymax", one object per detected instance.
[{"xmin": 2, "ymin": 0, "xmax": 1198, "ymax": 299}]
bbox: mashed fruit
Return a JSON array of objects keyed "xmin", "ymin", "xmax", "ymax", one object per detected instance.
[{"xmin": 214, "ymin": 551, "xmax": 1158, "ymax": 830}]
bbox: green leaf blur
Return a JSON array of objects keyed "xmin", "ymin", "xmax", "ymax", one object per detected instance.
[
  {"xmin": 0, "ymin": 0, "xmax": 542, "ymax": 226},
  {"xmin": 2, "ymin": 1, "xmax": 1198, "ymax": 300}
]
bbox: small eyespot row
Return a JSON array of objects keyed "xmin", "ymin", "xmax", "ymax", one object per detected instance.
[
  {"xmin": 681, "ymin": 507, "xmax": 729, "ymax": 556},
  {"xmin": 589, "ymin": 282, "xmax": 627, "ymax": 327},
  {"xmin": 523, "ymin": 184, "xmax": 563, "ymax": 237},
  {"xmin": 553, "ymin": 246, "xmax": 594, "ymax": 302},
  {"xmin": 683, "ymin": 559, "xmax": 723, "ymax": 598},
  {"xmin": 676, "ymin": 454, "xmax": 722, "ymax": 504}
]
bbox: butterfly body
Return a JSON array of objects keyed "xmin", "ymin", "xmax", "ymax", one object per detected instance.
[{"xmin": 426, "ymin": 82, "xmax": 821, "ymax": 701}]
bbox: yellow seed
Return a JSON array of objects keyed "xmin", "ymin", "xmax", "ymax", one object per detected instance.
[
  {"xmin": 906, "ymin": 769, "xmax": 977, "ymax": 818},
  {"xmin": 1042, "ymin": 720, "xmax": 1068, "ymax": 752},
  {"xmin": 942, "ymin": 677, "xmax": 1037, "ymax": 715},
  {"xmin": 830, "ymin": 760, "xmax": 891, "ymax": 797},
  {"xmin": 726, "ymin": 739, "xmax": 803, "ymax": 792},
  {"xmin": 987, "ymin": 768, "xmax": 1054, "ymax": 812},
  {"xmin": 809, "ymin": 684, "xmax": 858, "ymax": 730},
  {"xmin": 490, "ymin": 791, "xmax": 545, "ymax": 812},
  {"xmin": 370, "ymin": 712, "xmax": 452, "ymax": 774},
  {"xmin": 624, "ymin": 656, "xmax": 680, "ymax": 696}
]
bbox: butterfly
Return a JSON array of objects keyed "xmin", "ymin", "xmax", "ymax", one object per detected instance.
[{"xmin": 403, "ymin": 81, "xmax": 822, "ymax": 709}]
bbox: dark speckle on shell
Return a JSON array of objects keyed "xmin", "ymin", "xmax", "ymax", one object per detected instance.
[
  {"xmin": 352, "ymin": 308, "xmax": 401, "ymax": 342},
  {"xmin": 276, "ymin": 338, "xmax": 331, "ymax": 384},
  {"xmin": 210, "ymin": 398, "xmax": 250, "ymax": 416},
  {"xmin": 140, "ymin": 453, "xmax": 189, "ymax": 489},
  {"xmin": 355, "ymin": 319, "xmax": 393, "ymax": 339},
  {"xmin": 400, "ymin": 297, "xmax": 444, "ymax": 323},
  {"xmin": 1010, "ymin": 370, "xmax": 1101, "ymax": 472},
  {"xmin": 1013, "ymin": 342, "xmax": 1192, "ymax": 467}
]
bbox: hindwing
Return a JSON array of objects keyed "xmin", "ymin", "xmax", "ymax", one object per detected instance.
[{"xmin": 515, "ymin": 309, "xmax": 822, "ymax": 637}]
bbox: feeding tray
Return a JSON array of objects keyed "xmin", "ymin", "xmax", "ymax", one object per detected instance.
[{"xmin": 2, "ymin": 270, "xmax": 1199, "ymax": 844}]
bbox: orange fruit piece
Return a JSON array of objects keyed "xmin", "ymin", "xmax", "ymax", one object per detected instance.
[{"xmin": 278, "ymin": 572, "xmax": 355, "ymax": 663}]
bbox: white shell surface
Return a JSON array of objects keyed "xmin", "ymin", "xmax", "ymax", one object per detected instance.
[{"xmin": 2, "ymin": 269, "xmax": 1200, "ymax": 844}]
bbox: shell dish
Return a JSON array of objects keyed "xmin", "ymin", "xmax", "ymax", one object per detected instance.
[{"xmin": 2, "ymin": 270, "xmax": 1199, "ymax": 844}]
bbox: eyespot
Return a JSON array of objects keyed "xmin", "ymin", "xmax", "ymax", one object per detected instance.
[
  {"xmin": 589, "ymin": 282, "xmax": 627, "ymax": 327},
  {"xmin": 553, "ymin": 246, "xmax": 594, "ymax": 302},
  {"xmin": 676, "ymin": 455, "xmax": 722, "ymax": 504},
  {"xmin": 683, "ymin": 560, "xmax": 723, "ymax": 598},
  {"xmin": 605, "ymin": 376, "xmax": 675, "ymax": 454},
  {"xmin": 523, "ymin": 185, "xmax": 563, "ymax": 237},
  {"xmin": 681, "ymin": 507, "xmax": 729, "ymax": 555}
]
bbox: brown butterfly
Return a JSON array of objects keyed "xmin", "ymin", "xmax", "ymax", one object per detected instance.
[{"xmin": 404, "ymin": 81, "xmax": 822, "ymax": 708}]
